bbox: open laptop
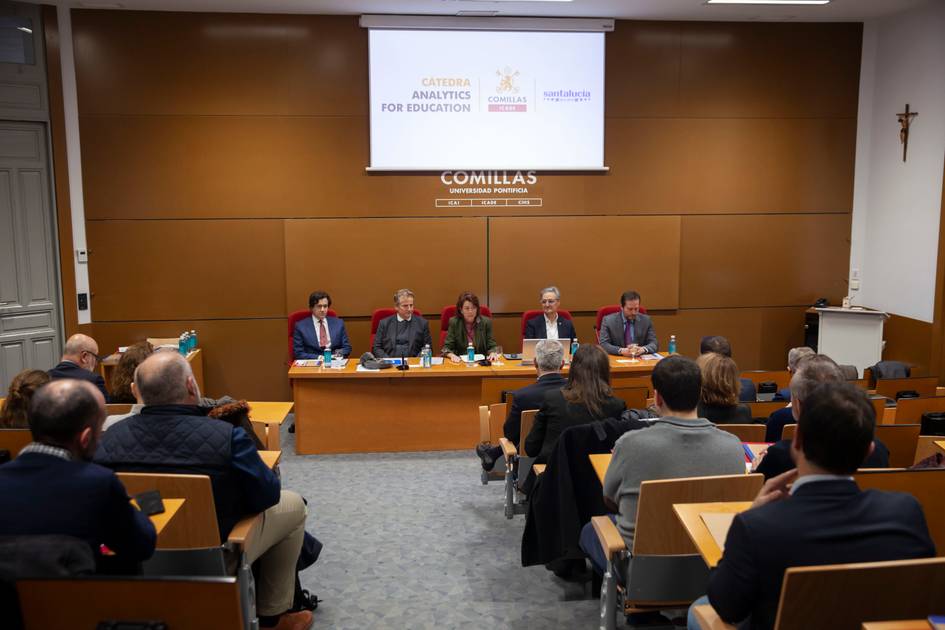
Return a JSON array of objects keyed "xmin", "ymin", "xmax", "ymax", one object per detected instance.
[{"xmin": 521, "ymin": 338, "xmax": 572, "ymax": 366}]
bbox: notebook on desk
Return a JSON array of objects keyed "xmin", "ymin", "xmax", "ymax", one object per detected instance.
[{"xmin": 520, "ymin": 338, "xmax": 572, "ymax": 366}]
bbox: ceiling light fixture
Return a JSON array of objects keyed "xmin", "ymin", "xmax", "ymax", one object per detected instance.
[{"xmin": 707, "ymin": 0, "xmax": 829, "ymax": 4}]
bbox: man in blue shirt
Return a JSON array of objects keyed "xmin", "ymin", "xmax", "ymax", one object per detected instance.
[
  {"xmin": 0, "ymin": 379, "xmax": 156, "ymax": 567},
  {"xmin": 95, "ymin": 351, "xmax": 312, "ymax": 630}
]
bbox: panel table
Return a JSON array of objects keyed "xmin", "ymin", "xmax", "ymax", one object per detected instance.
[{"xmin": 289, "ymin": 354, "xmax": 662, "ymax": 454}]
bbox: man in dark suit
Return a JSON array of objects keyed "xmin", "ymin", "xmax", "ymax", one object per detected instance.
[
  {"xmin": 756, "ymin": 353, "xmax": 889, "ymax": 476},
  {"xmin": 599, "ymin": 290, "xmax": 658, "ymax": 357},
  {"xmin": 694, "ymin": 382, "xmax": 935, "ymax": 630},
  {"xmin": 475, "ymin": 339, "xmax": 566, "ymax": 471},
  {"xmin": 95, "ymin": 351, "xmax": 312, "ymax": 630},
  {"xmin": 523, "ymin": 286, "xmax": 576, "ymax": 341},
  {"xmin": 0, "ymin": 379, "xmax": 156, "ymax": 568},
  {"xmin": 47, "ymin": 333, "xmax": 110, "ymax": 402},
  {"xmin": 700, "ymin": 335, "xmax": 756, "ymax": 402},
  {"xmin": 292, "ymin": 290, "xmax": 352, "ymax": 359},
  {"xmin": 372, "ymin": 288, "xmax": 433, "ymax": 358}
]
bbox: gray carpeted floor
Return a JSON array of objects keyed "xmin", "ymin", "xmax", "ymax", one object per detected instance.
[{"xmin": 278, "ymin": 417, "xmax": 603, "ymax": 629}]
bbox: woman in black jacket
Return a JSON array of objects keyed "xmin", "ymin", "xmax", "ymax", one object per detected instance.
[{"xmin": 525, "ymin": 344, "xmax": 626, "ymax": 463}]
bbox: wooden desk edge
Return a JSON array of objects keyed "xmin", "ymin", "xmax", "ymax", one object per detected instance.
[
  {"xmin": 672, "ymin": 502, "xmax": 754, "ymax": 569},
  {"xmin": 589, "ymin": 453, "xmax": 611, "ymax": 485}
]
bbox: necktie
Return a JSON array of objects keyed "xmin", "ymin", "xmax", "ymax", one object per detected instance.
[
  {"xmin": 319, "ymin": 319, "xmax": 328, "ymax": 350},
  {"xmin": 624, "ymin": 319, "xmax": 635, "ymax": 345}
]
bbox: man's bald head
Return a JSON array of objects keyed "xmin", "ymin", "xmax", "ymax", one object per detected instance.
[
  {"xmin": 134, "ymin": 351, "xmax": 198, "ymax": 406},
  {"xmin": 62, "ymin": 333, "xmax": 98, "ymax": 358},
  {"xmin": 29, "ymin": 379, "xmax": 105, "ymax": 447}
]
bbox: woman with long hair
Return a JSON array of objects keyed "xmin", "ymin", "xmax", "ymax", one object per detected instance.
[
  {"xmin": 696, "ymin": 352, "xmax": 752, "ymax": 424},
  {"xmin": 109, "ymin": 341, "xmax": 154, "ymax": 404},
  {"xmin": 1, "ymin": 369, "xmax": 51, "ymax": 428},
  {"xmin": 441, "ymin": 291, "xmax": 500, "ymax": 363},
  {"xmin": 524, "ymin": 344, "xmax": 626, "ymax": 462}
]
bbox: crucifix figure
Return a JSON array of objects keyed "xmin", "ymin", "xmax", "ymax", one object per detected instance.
[{"xmin": 896, "ymin": 103, "xmax": 918, "ymax": 162}]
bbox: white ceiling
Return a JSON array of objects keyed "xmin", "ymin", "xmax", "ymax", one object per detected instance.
[{"xmin": 27, "ymin": 0, "xmax": 932, "ymax": 21}]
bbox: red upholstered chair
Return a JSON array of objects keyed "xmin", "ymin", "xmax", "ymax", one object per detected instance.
[
  {"xmin": 520, "ymin": 309, "xmax": 573, "ymax": 341},
  {"xmin": 288, "ymin": 308, "xmax": 337, "ymax": 362},
  {"xmin": 594, "ymin": 304, "xmax": 647, "ymax": 342},
  {"xmin": 439, "ymin": 304, "xmax": 493, "ymax": 348},
  {"xmin": 370, "ymin": 307, "xmax": 422, "ymax": 349}
]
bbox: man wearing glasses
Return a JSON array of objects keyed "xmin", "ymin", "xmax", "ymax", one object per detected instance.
[
  {"xmin": 524, "ymin": 286, "xmax": 576, "ymax": 341},
  {"xmin": 48, "ymin": 333, "xmax": 111, "ymax": 402}
]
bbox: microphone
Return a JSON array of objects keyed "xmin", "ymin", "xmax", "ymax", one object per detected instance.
[{"xmin": 397, "ymin": 352, "xmax": 409, "ymax": 371}]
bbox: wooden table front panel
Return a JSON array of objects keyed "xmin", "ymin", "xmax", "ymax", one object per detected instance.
[{"xmin": 293, "ymin": 375, "xmax": 481, "ymax": 454}]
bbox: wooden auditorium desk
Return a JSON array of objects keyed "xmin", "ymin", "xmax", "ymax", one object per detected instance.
[{"xmin": 289, "ymin": 354, "xmax": 662, "ymax": 455}]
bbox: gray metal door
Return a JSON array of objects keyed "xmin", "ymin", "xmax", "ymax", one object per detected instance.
[{"xmin": 0, "ymin": 121, "xmax": 61, "ymax": 391}]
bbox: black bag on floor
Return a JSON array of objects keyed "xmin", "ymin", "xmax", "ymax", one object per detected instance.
[{"xmin": 921, "ymin": 412, "xmax": 945, "ymax": 436}]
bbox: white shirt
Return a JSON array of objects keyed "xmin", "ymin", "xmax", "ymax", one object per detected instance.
[
  {"xmin": 789, "ymin": 473, "xmax": 854, "ymax": 495},
  {"xmin": 396, "ymin": 314, "xmax": 412, "ymax": 323},
  {"xmin": 312, "ymin": 315, "xmax": 331, "ymax": 348},
  {"xmin": 545, "ymin": 315, "xmax": 559, "ymax": 340}
]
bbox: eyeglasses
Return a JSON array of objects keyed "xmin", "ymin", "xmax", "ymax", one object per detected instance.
[
  {"xmin": 83, "ymin": 350, "xmax": 102, "ymax": 362},
  {"xmin": 540, "ymin": 299, "xmax": 559, "ymax": 305}
]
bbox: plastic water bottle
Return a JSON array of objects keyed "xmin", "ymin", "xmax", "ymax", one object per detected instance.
[
  {"xmin": 570, "ymin": 337, "xmax": 579, "ymax": 357},
  {"xmin": 190, "ymin": 330, "xmax": 198, "ymax": 351},
  {"xmin": 422, "ymin": 344, "xmax": 432, "ymax": 368},
  {"xmin": 323, "ymin": 347, "xmax": 332, "ymax": 366},
  {"xmin": 178, "ymin": 334, "xmax": 186, "ymax": 356},
  {"xmin": 668, "ymin": 335, "xmax": 677, "ymax": 355},
  {"xmin": 467, "ymin": 341, "xmax": 475, "ymax": 362}
]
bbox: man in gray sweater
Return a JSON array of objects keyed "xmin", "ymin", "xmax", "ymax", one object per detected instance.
[{"xmin": 580, "ymin": 355, "xmax": 746, "ymax": 575}]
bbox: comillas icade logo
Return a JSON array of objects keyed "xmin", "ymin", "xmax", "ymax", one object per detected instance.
[{"xmin": 488, "ymin": 66, "xmax": 527, "ymax": 112}]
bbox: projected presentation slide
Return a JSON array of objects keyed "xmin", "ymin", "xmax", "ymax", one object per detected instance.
[{"xmin": 368, "ymin": 29, "xmax": 605, "ymax": 171}]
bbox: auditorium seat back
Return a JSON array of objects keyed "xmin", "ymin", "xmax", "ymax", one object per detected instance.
[
  {"xmin": 438, "ymin": 305, "xmax": 492, "ymax": 348},
  {"xmin": 594, "ymin": 304, "xmax": 647, "ymax": 342},
  {"xmin": 287, "ymin": 308, "xmax": 337, "ymax": 362},
  {"xmin": 520, "ymin": 309, "xmax": 573, "ymax": 341}
]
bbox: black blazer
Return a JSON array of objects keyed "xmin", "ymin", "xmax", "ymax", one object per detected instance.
[
  {"xmin": 524, "ymin": 315, "xmax": 576, "ymax": 342},
  {"xmin": 503, "ymin": 373, "xmax": 567, "ymax": 446},
  {"xmin": 755, "ymin": 438, "xmax": 889, "ymax": 480},
  {"xmin": 524, "ymin": 389, "xmax": 626, "ymax": 463},
  {"xmin": 708, "ymin": 479, "xmax": 935, "ymax": 630},
  {"xmin": 698, "ymin": 402, "xmax": 753, "ymax": 425},
  {"xmin": 372, "ymin": 315, "xmax": 433, "ymax": 358},
  {"xmin": 48, "ymin": 361, "xmax": 111, "ymax": 403}
]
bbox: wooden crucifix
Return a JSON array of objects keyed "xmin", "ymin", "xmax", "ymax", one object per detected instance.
[{"xmin": 896, "ymin": 103, "xmax": 918, "ymax": 162}]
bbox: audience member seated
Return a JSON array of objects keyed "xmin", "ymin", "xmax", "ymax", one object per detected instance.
[
  {"xmin": 292, "ymin": 290, "xmax": 352, "ymax": 360},
  {"xmin": 756, "ymin": 355, "xmax": 888, "ymax": 478},
  {"xmin": 0, "ymin": 380, "xmax": 156, "ymax": 569},
  {"xmin": 441, "ymin": 291, "xmax": 500, "ymax": 363},
  {"xmin": 48, "ymin": 334, "xmax": 110, "ymax": 402},
  {"xmin": 700, "ymin": 335, "xmax": 755, "ymax": 402},
  {"xmin": 599, "ymin": 290, "xmax": 658, "ymax": 357},
  {"xmin": 524, "ymin": 344, "xmax": 626, "ymax": 464},
  {"xmin": 690, "ymin": 382, "xmax": 936, "ymax": 630},
  {"xmin": 372, "ymin": 288, "xmax": 433, "ymax": 359},
  {"xmin": 696, "ymin": 352, "xmax": 752, "ymax": 424},
  {"xmin": 109, "ymin": 340, "xmax": 153, "ymax": 405},
  {"xmin": 773, "ymin": 346, "xmax": 815, "ymax": 402},
  {"xmin": 1, "ymin": 369, "xmax": 50, "ymax": 429},
  {"xmin": 475, "ymin": 339, "xmax": 566, "ymax": 471},
  {"xmin": 579, "ymin": 355, "xmax": 745, "ymax": 580},
  {"xmin": 94, "ymin": 352, "xmax": 312, "ymax": 630},
  {"xmin": 524, "ymin": 286, "xmax": 576, "ymax": 340}
]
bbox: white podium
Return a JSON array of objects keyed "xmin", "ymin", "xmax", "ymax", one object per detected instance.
[{"xmin": 814, "ymin": 307, "xmax": 888, "ymax": 378}]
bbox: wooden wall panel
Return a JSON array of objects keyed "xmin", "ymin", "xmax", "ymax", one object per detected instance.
[
  {"xmin": 883, "ymin": 314, "xmax": 934, "ymax": 376},
  {"xmin": 94, "ymin": 319, "xmax": 290, "ymax": 400},
  {"xmin": 489, "ymin": 216, "xmax": 680, "ymax": 313},
  {"xmin": 73, "ymin": 12, "xmax": 366, "ymax": 116},
  {"xmin": 607, "ymin": 22, "xmax": 861, "ymax": 119},
  {"xmin": 679, "ymin": 214, "xmax": 851, "ymax": 309},
  {"xmin": 284, "ymin": 218, "xmax": 487, "ymax": 317},
  {"xmin": 87, "ymin": 220, "xmax": 286, "ymax": 320},
  {"xmin": 590, "ymin": 117, "xmax": 857, "ymax": 214}
]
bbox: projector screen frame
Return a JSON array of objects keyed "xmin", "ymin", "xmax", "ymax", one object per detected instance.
[{"xmin": 359, "ymin": 15, "xmax": 615, "ymax": 33}]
